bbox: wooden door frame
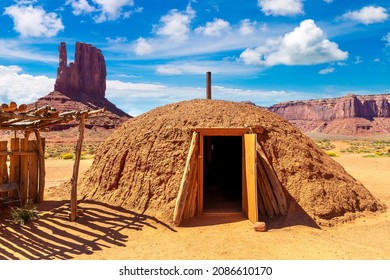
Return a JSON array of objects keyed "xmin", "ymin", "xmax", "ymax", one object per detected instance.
[{"xmin": 193, "ymin": 128, "xmax": 254, "ymax": 216}]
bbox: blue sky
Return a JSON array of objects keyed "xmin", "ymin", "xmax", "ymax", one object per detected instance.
[{"xmin": 0, "ymin": 0, "xmax": 389, "ymax": 116}]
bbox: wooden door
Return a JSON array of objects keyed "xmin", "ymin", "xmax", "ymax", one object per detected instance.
[{"xmin": 243, "ymin": 133, "xmax": 258, "ymax": 223}]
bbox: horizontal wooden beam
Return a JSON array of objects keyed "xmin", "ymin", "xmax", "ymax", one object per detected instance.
[
  {"xmin": 0, "ymin": 151, "xmax": 38, "ymax": 156},
  {"xmin": 193, "ymin": 127, "xmax": 250, "ymax": 136}
]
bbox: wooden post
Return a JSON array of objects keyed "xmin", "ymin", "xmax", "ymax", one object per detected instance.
[
  {"xmin": 173, "ymin": 132, "xmax": 198, "ymax": 225},
  {"xmin": 9, "ymin": 138, "xmax": 20, "ymax": 198},
  {"xmin": 197, "ymin": 134, "xmax": 204, "ymax": 216},
  {"xmin": 0, "ymin": 141, "xmax": 8, "ymax": 199},
  {"xmin": 28, "ymin": 140, "xmax": 38, "ymax": 202},
  {"xmin": 70, "ymin": 114, "xmax": 86, "ymax": 222},
  {"xmin": 206, "ymin": 71, "xmax": 211, "ymax": 99},
  {"xmin": 34, "ymin": 130, "xmax": 45, "ymax": 203},
  {"xmin": 20, "ymin": 138, "xmax": 29, "ymax": 204},
  {"xmin": 0, "ymin": 141, "xmax": 8, "ymax": 183},
  {"xmin": 244, "ymin": 134, "xmax": 258, "ymax": 224}
]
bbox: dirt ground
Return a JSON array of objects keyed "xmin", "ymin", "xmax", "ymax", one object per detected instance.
[{"xmin": 1, "ymin": 156, "xmax": 389, "ymax": 260}]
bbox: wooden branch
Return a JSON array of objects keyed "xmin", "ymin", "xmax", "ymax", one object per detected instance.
[
  {"xmin": 34, "ymin": 130, "xmax": 45, "ymax": 203},
  {"xmin": 0, "ymin": 106, "xmax": 105, "ymax": 131},
  {"xmin": 256, "ymin": 143, "xmax": 288, "ymax": 215},
  {"xmin": 70, "ymin": 115, "xmax": 86, "ymax": 222}
]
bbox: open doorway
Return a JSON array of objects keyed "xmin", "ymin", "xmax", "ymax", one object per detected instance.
[{"xmin": 203, "ymin": 136, "xmax": 242, "ymax": 213}]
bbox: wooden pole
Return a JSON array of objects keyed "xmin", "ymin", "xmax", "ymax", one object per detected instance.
[
  {"xmin": 34, "ymin": 130, "xmax": 45, "ymax": 203},
  {"xmin": 70, "ymin": 114, "xmax": 86, "ymax": 222},
  {"xmin": 206, "ymin": 71, "xmax": 211, "ymax": 99},
  {"xmin": 28, "ymin": 140, "xmax": 38, "ymax": 202},
  {"xmin": 0, "ymin": 141, "xmax": 7, "ymax": 200},
  {"xmin": 20, "ymin": 138, "xmax": 29, "ymax": 205},
  {"xmin": 9, "ymin": 138, "xmax": 20, "ymax": 198},
  {"xmin": 173, "ymin": 132, "xmax": 198, "ymax": 225},
  {"xmin": 0, "ymin": 141, "xmax": 8, "ymax": 183}
]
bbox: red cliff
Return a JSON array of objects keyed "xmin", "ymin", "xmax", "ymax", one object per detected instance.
[{"xmin": 269, "ymin": 93, "xmax": 390, "ymax": 136}]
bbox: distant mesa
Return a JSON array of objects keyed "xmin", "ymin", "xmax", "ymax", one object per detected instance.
[
  {"xmin": 269, "ymin": 93, "xmax": 390, "ymax": 137},
  {"xmin": 30, "ymin": 42, "xmax": 131, "ymax": 130}
]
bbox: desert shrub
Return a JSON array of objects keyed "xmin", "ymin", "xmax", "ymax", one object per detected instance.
[
  {"xmin": 60, "ymin": 152, "xmax": 74, "ymax": 160},
  {"xmin": 10, "ymin": 201, "xmax": 40, "ymax": 225},
  {"xmin": 316, "ymin": 139, "xmax": 335, "ymax": 151},
  {"xmin": 326, "ymin": 151, "xmax": 337, "ymax": 157}
]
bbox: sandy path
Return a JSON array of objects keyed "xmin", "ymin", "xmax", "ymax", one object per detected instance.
[{"xmin": 1, "ymin": 155, "xmax": 389, "ymax": 260}]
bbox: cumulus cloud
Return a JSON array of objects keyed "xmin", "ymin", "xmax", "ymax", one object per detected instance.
[
  {"xmin": 341, "ymin": 6, "xmax": 388, "ymax": 25},
  {"xmin": 319, "ymin": 67, "xmax": 335, "ymax": 75},
  {"xmin": 239, "ymin": 19, "xmax": 258, "ymax": 36},
  {"xmin": 0, "ymin": 65, "xmax": 54, "ymax": 103},
  {"xmin": 92, "ymin": 0, "xmax": 134, "ymax": 22},
  {"xmin": 154, "ymin": 5, "xmax": 195, "ymax": 42},
  {"xmin": 66, "ymin": 0, "xmax": 135, "ymax": 22},
  {"xmin": 65, "ymin": 0, "xmax": 95, "ymax": 16},
  {"xmin": 3, "ymin": 3, "xmax": 64, "ymax": 37},
  {"xmin": 258, "ymin": 0, "xmax": 303, "ymax": 16},
  {"xmin": 323, "ymin": 0, "xmax": 333, "ymax": 3},
  {"xmin": 134, "ymin": 37, "xmax": 153, "ymax": 55},
  {"xmin": 240, "ymin": 19, "xmax": 348, "ymax": 66},
  {"xmin": 195, "ymin": 18, "xmax": 231, "ymax": 36}
]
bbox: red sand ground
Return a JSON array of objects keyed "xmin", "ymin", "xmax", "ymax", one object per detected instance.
[{"xmin": 0, "ymin": 155, "xmax": 389, "ymax": 260}]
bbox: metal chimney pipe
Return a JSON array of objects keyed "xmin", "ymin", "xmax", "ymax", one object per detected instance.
[{"xmin": 206, "ymin": 71, "xmax": 211, "ymax": 99}]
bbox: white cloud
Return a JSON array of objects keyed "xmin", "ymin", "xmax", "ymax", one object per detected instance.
[
  {"xmin": 0, "ymin": 65, "xmax": 54, "ymax": 104},
  {"xmin": 383, "ymin": 33, "xmax": 390, "ymax": 46},
  {"xmin": 195, "ymin": 18, "xmax": 231, "ymax": 36},
  {"xmin": 258, "ymin": 0, "xmax": 303, "ymax": 16},
  {"xmin": 354, "ymin": 56, "xmax": 363, "ymax": 64},
  {"xmin": 323, "ymin": 0, "xmax": 333, "ymax": 3},
  {"xmin": 156, "ymin": 66, "xmax": 184, "ymax": 75},
  {"xmin": 66, "ymin": 0, "xmax": 95, "ymax": 16},
  {"xmin": 105, "ymin": 78, "xmax": 305, "ymax": 116},
  {"xmin": 341, "ymin": 6, "xmax": 388, "ymax": 25},
  {"xmin": 92, "ymin": 0, "xmax": 134, "ymax": 22},
  {"xmin": 154, "ymin": 60, "xmax": 262, "ymax": 76},
  {"xmin": 154, "ymin": 5, "xmax": 195, "ymax": 42},
  {"xmin": 319, "ymin": 67, "xmax": 334, "ymax": 75},
  {"xmin": 239, "ymin": 19, "xmax": 258, "ymax": 36},
  {"xmin": 66, "ymin": 0, "xmax": 135, "ymax": 22},
  {"xmin": 106, "ymin": 36, "xmax": 128, "ymax": 43},
  {"xmin": 0, "ymin": 40, "xmax": 57, "ymax": 62},
  {"xmin": 134, "ymin": 38, "xmax": 153, "ymax": 55},
  {"xmin": 3, "ymin": 3, "xmax": 64, "ymax": 37},
  {"xmin": 240, "ymin": 19, "xmax": 348, "ymax": 66}
]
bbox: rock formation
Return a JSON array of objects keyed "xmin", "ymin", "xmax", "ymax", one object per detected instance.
[
  {"xmin": 55, "ymin": 42, "xmax": 106, "ymax": 100},
  {"xmin": 31, "ymin": 42, "xmax": 130, "ymax": 130},
  {"xmin": 269, "ymin": 93, "xmax": 390, "ymax": 136}
]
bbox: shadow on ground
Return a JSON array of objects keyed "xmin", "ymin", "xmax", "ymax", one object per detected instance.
[{"xmin": 0, "ymin": 200, "xmax": 175, "ymax": 260}]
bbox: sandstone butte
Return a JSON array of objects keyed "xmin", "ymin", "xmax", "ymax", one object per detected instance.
[
  {"xmin": 29, "ymin": 42, "xmax": 130, "ymax": 130},
  {"xmin": 269, "ymin": 93, "xmax": 390, "ymax": 137}
]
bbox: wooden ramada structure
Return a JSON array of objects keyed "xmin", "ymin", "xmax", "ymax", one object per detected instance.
[{"xmin": 0, "ymin": 101, "xmax": 104, "ymax": 221}]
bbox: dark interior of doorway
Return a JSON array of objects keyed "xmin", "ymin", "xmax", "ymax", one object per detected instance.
[{"xmin": 203, "ymin": 136, "xmax": 242, "ymax": 213}]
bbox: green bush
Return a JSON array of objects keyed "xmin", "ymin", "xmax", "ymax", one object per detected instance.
[
  {"xmin": 10, "ymin": 201, "xmax": 40, "ymax": 225},
  {"xmin": 60, "ymin": 152, "xmax": 74, "ymax": 160},
  {"xmin": 326, "ymin": 151, "xmax": 337, "ymax": 157}
]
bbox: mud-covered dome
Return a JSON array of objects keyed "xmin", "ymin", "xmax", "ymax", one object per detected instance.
[{"xmin": 78, "ymin": 99, "xmax": 383, "ymax": 226}]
